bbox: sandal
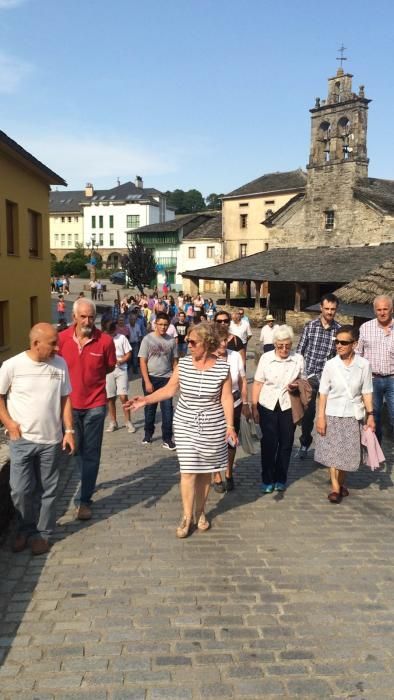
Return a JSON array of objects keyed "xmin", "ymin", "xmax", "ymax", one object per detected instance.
[
  {"xmin": 176, "ymin": 516, "xmax": 193, "ymax": 539},
  {"xmin": 328, "ymin": 491, "xmax": 341, "ymax": 504},
  {"xmin": 340, "ymin": 486, "xmax": 349, "ymax": 497},
  {"xmin": 197, "ymin": 513, "xmax": 211, "ymax": 532}
]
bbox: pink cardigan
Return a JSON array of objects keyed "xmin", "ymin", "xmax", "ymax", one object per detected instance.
[{"xmin": 361, "ymin": 428, "xmax": 385, "ymax": 471}]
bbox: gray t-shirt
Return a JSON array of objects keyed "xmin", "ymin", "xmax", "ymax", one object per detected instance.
[{"xmin": 138, "ymin": 332, "xmax": 178, "ymax": 378}]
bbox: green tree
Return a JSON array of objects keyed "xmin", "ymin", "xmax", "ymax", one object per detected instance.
[
  {"xmin": 183, "ymin": 189, "xmax": 206, "ymax": 213},
  {"xmin": 123, "ymin": 239, "xmax": 157, "ymax": 293},
  {"xmin": 52, "ymin": 243, "xmax": 90, "ymax": 276},
  {"xmin": 165, "ymin": 189, "xmax": 186, "ymax": 213},
  {"xmin": 206, "ymin": 193, "xmax": 223, "ymax": 210}
]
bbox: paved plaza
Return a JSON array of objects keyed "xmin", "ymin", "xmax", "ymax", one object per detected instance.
[{"xmin": 0, "ymin": 371, "xmax": 394, "ymax": 699}]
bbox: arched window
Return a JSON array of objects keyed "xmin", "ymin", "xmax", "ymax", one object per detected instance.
[
  {"xmin": 338, "ymin": 117, "xmax": 352, "ymax": 159},
  {"xmin": 319, "ymin": 121, "xmax": 331, "ymax": 162}
]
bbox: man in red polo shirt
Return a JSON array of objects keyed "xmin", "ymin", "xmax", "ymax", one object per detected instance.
[{"xmin": 58, "ymin": 298, "xmax": 116, "ymax": 520}]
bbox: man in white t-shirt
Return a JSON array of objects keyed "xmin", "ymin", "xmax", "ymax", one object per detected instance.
[
  {"xmin": 259, "ymin": 315, "xmax": 279, "ymax": 353},
  {"xmin": 0, "ymin": 323, "xmax": 74, "ymax": 555},
  {"xmin": 229, "ymin": 309, "xmax": 252, "ymax": 366},
  {"xmin": 104, "ymin": 321, "xmax": 134, "ymax": 433}
]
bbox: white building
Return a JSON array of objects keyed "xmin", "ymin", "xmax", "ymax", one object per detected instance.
[{"xmin": 50, "ymin": 176, "xmax": 174, "ymax": 267}]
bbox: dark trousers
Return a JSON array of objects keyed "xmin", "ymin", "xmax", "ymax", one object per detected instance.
[
  {"xmin": 258, "ymin": 403, "xmax": 295, "ymax": 485},
  {"xmin": 299, "ymin": 375, "xmax": 319, "ymax": 448},
  {"xmin": 143, "ymin": 376, "xmax": 173, "ymax": 442},
  {"xmin": 73, "ymin": 405, "xmax": 106, "ymax": 505}
]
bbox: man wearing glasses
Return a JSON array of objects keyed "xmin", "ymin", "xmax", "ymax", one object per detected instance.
[
  {"xmin": 138, "ymin": 312, "xmax": 178, "ymax": 449},
  {"xmin": 296, "ymin": 293, "xmax": 341, "ymax": 458}
]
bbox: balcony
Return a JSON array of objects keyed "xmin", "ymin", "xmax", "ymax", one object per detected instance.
[{"xmin": 155, "ymin": 256, "xmax": 178, "ymax": 270}]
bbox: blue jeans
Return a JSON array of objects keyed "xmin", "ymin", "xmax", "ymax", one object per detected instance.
[
  {"xmin": 258, "ymin": 403, "xmax": 295, "ymax": 485},
  {"xmin": 9, "ymin": 439, "xmax": 61, "ymax": 540},
  {"xmin": 372, "ymin": 376, "xmax": 394, "ymax": 444},
  {"xmin": 142, "ymin": 375, "xmax": 173, "ymax": 442},
  {"xmin": 73, "ymin": 405, "xmax": 106, "ymax": 505},
  {"xmin": 130, "ymin": 342, "xmax": 139, "ymax": 373}
]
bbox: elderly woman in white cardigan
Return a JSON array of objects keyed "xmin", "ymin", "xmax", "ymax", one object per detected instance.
[{"xmin": 252, "ymin": 325, "xmax": 304, "ymax": 494}]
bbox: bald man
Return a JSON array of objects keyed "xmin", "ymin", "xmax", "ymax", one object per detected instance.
[{"xmin": 0, "ymin": 323, "xmax": 74, "ymax": 555}]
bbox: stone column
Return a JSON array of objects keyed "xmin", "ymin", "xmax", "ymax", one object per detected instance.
[
  {"xmin": 294, "ymin": 283, "xmax": 302, "ymax": 312},
  {"xmin": 254, "ymin": 281, "xmax": 262, "ymax": 309},
  {"xmin": 245, "ymin": 281, "xmax": 251, "ymax": 299},
  {"xmin": 225, "ymin": 280, "xmax": 232, "ymax": 306},
  {"xmin": 188, "ymin": 277, "xmax": 199, "ymax": 297}
]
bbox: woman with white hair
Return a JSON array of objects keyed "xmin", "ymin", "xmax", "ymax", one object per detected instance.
[{"xmin": 252, "ymin": 325, "xmax": 304, "ymax": 493}]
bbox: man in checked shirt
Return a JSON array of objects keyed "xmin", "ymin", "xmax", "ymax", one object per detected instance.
[
  {"xmin": 296, "ymin": 293, "xmax": 341, "ymax": 458},
  {"xmin": 357, "ymin": 295, "xmax": 394, "ymax": 444}
]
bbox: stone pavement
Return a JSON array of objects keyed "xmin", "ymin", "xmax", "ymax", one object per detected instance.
[{"xmin": 1, "ymin": 375, "xmax": 394, "ymax": 699}]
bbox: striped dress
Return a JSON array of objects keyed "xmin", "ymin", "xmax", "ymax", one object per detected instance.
[{"xmin": 174, "ymin": 356, "xmax": 230, "ymax": 473}]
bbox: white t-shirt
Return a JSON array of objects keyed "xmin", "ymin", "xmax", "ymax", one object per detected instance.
[
  {"xmin": 113, "ymin": 333, "xmax": 132, "ymax": 372},
  {"xmin": 0, "ymin": 352, "xmax": 72, "ymax": 444},
  {"xmin": 230, "ymin": 319, "xmax": 252, "ymax": 344},
  {"xmin": 260, "ymin": 323, "xmax": 279, "ymax": 345},
  {"xmin": 225, "ymin": 350, "xmax": 245, "ymax": 407}
]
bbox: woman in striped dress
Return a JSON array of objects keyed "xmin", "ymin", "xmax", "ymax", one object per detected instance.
[{"xmin": 128, "ymin": 322, "xmax": 237, "ymax": 538}]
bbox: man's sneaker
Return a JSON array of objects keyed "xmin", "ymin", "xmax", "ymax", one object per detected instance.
[
  {"xmin": 162, "ymin": 439, "xmax": 176, "ymax": 451},
  {"xmin": 261, "ymin": 483, "xmax": 274, "ymax": 494},
  {"xmin": 127, "ymin": 421, "xmax": 136, "ymax": 434},
  {"xmin": 106, "ymin": 421, "xmax": 118, "ymax": 433},
  {"xmin": 297, "ymin": 445, "xmax": 308, "ymax": 459},
  {"xmin": 274, "ymin": 482, "xmax": 287, "ymax": 492},
  {"xmin": 142, "ymin": 436, "xmax": 152, "ymax": 444}
]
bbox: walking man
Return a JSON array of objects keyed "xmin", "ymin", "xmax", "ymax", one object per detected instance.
[
  {"xmin": 260, "ymin": 314, "xmax": 278, "ymax": 353},
  {"xmin": 297, "ymin": 293, "xmax": 341, "ymax": 458},
  {"xmin": 0, "ymin": 323, "xmax": 74, "ymax": 554},
  {"xmin": 230, "ymin": 309, "xmax": 252, "ymax": 366},
  {"xmin": 58, "ymin": 299, "xmax": 116, "ymax": 520},
  {"xmin": 357, "ymin": 295, "xmax": 394, "ymax": 444},
  {"xmin": 138, "ymin": 312, "xmax": 178, "ymax": 449}
]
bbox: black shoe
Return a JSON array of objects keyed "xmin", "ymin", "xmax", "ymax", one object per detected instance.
[
  {"xmin": 162, "ymin": 439, "xmax": 176, "ymax": 451},
  {"xmin": 225, "ymin": 476, "xmax": 234, "ymax": 492},
  {"xmin": 213, "ymin": 480, "xmax": 225, "ymax": 493},
  {"xmin": 142, "ymin": 436, "xmax": 152, "ymax": 444}
]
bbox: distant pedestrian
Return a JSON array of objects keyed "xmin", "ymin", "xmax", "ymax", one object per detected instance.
[
  {"xmin": 57, "ymin": 295, "xmax": 66, "ymax": 323},
  {"xmin": 174, "ymin": 311, "xmax": 189, "ymax": 357},
  {"xmin": 260, "ymin": 314, "xmax": 279, "ymax": 353},
  {"xmin": 104, "ymin": 321, "xmax": 135, "ymax": 434},
  {"xmin": 58, "ymin": 299, "xmax": 116, "ymax": 521},
  {"xmin": 89, "ymin": 280, "xmax": 97, "ymax": 300},
  {"xmin": 229, "ymin": 309, "xmax": 252, "ymax": 366},
  {"xmin": 96, "ymin": 280, "xmax": 104, "ymax": 301},
  {"xmin": 0, "ymin": 323, "xmax": 74, "ymax": 555}
]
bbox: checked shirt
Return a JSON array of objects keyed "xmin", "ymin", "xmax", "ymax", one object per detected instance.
[
  {"xmin": 357, "ymin": 319, "xmax": 394, "ymax": 375},
  {"xmin": 297, "ymin": 318, "xmax": 341, "ymax": 379}
]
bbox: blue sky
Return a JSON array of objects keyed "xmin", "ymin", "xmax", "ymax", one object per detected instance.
[{"xmin": 1, "ymin": 0, "xmax": 394, "ymax": 195}]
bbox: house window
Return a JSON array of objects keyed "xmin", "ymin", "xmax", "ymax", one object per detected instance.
[
  {"xmin": 325, "ymin": 210, "xmax": 335, "ymax": 230},
  {"xmin": 240, "ymin": 243, "xmax": 247, "ymax": 257},
  {"xmin": 92, "ymin": 216, "xmax": 96, "ymax": 228},
  {"xmin": 240, "ymin": 214, "xmax": 248, "ymax": 229},
  {"xmin": 0, "ymin": 300, "xmax": 9, "ymax": 347},
  {"xmin": 109, "ymin": 215, "xmax": 114, "ymax": 228},
  {"xmin": 28, "ymin": 210, "xmax": 42, "ymax": 257},
  {"xmin": 67, "ymin": 234, "xmax": 72, "ymax": 247},
  {"xmin": 6, "ymin": 200, "xmax": 18, "ymax": 255},
  {"xmin": 265, "ymin": 199, "xmax": 275, "ymax": 205},
  {"xmin": 68, "ymin": 216, "xmax": 72, "ymax": 223},
  {"xmin": 74, "ymin": 233, "xmax": 79, "ymax": 243},
  {"xmin": 61, "ymin": 216, "xmax": 65, "ymax": 223},
  {"xmin": 109, "ymin": 233, "xmax": 114, "ymax": 246},
  {"xmin": 264, "ymin": 243, "xmax": 269, "ymax": 251},
  {"xmin": 239, "ymin": 202, "xmax": 249, "ymax": 207},
  {"xmin": 75, "ymin": 216, "xmax": 79, "ymax": 223},
  {"xmin": 30, "ymin": 296, "xmax": 38, "ymax": 326},
  {"xmin": 188, "ymin": 247, "xmax": 196, "ymax": 259},
  {"xmin": 54, "ymin": 234, "xmax": 59, "ymax": 244},
  {"xmin": 61, "ymin": 234, "xmax": 65, "ymax": 246},
  {"xmin": 99, "ymin": 215, "xmax": 104, "ymax": 228},
  {"xmin": 99, "ymin": 233, "xmax": 104, "ymax": 246},
  {"xmin": 206, "ymin": 246, "xmax": 215, "ymax": 258},
  {"xmin": 127, "ymin": 232, "xmax": 134, "ymax": 246},
  {"xmin": 126, "ymin": 215, "xmax": 140, "ymax": 229}
]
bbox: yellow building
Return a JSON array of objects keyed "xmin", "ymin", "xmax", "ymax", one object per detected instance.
[
  {"xmin": 222, "ymin": 169, "xmax": 307, "ymax": 261},
  {"xmin": 49, "ymin": 191, "xmax": 84, "ymax": 261},
  {"xmin": 0, "ymin": 130, "xmax": 66, "ymax": 362}
]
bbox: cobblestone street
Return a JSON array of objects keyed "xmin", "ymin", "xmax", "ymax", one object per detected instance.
[{"xmin": 1, "ymin": 373, "xmax": 393, "ymax": 699}]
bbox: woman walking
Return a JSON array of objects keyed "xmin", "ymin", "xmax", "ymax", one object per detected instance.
[
  {"xmin": 252, "ymin": 325, "xmax": 304, "ymax": 493},
  {"xmin": 127, "ymin": 322, "xmax": 237, "ymax": 537},
  {"xmin": 315, "ymin": 325, "xmax": 375, "ymax": 503},
  {"xmin": 213, "ymin": 324, "xmax": 250, "ymax": 493}
]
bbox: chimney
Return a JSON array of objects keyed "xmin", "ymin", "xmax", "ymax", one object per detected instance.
[
  {"xmin": 135, "ymin": 175, "xmax": 143, "ymax": 189},
  {"xmin": 85, "ymin": 182, "xmax": 94, "ymax": 197}
]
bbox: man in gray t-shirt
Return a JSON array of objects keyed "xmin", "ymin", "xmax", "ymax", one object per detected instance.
[{"xmin": 138, "ymin": 312, "xmax": 178, "ymax": 449}]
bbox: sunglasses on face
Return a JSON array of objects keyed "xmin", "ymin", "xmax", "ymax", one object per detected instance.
[
  {"xmin": 334, "ymin": 339, "xmax": 353, "ymax": 346},
  {"xmin": 187, "ymin": 339, "xmax": 198, "ymax": 346},
  {"xmin": 276, "ymin": 344, "xmax": 292, "ymax": 350},
  {"xmin": 216, "ymin": 319, "xmax": 230, "ymax": 324}
]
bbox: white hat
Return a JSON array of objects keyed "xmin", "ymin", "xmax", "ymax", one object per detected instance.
[{"xmin": 266, "ymin": 314, "xmax": 275, "ymax": 321}]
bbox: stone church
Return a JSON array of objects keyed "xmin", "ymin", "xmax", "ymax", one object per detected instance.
[
  {"xmin": 183, "ymin": 64, "xmax": 394, "ymax": 319},
  {"xmin": 265, "ymin": 66, "xmax": 394, "ymax": 248}
]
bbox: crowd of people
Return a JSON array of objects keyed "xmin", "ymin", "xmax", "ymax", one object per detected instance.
[{"xmin": 0, "ymin": 289, "xmax": 392, "ymax": 552}]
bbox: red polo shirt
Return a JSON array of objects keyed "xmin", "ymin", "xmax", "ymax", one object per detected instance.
[{"xmin": 58, "ymin": 326, "xmax": 116, "ymax": 410}]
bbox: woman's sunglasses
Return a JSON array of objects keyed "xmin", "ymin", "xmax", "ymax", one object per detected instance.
[
  {"xmin": 334, "ymin": 339, "xmax": 353, "ymax": 346},
  {"xmin": 216, "ymin": 319, "xmax": 230, "ymax": 324},
  {"xmin": 187, "ymin": 339, "xmax": 197, "ymax": 346}
]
